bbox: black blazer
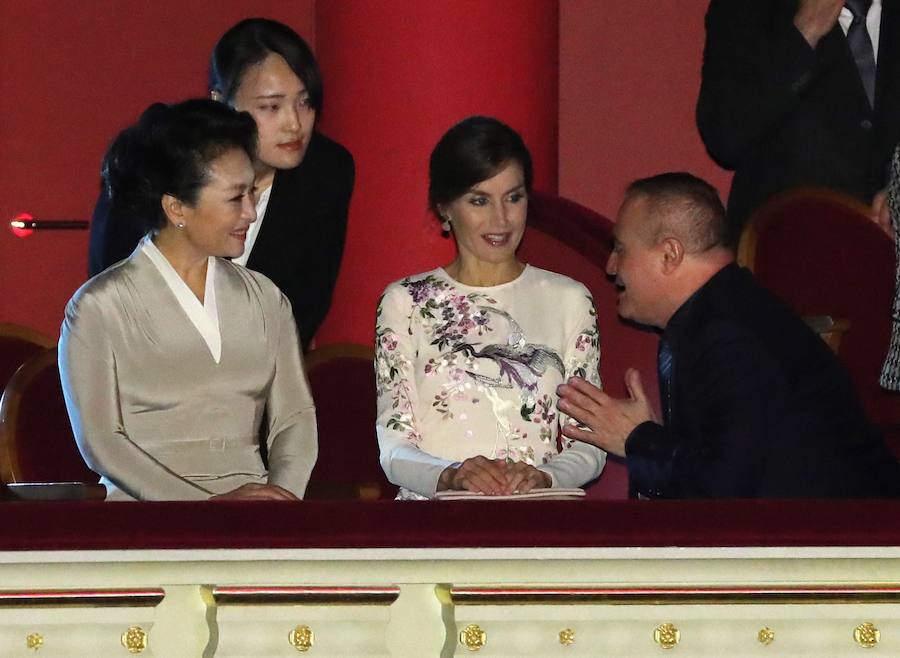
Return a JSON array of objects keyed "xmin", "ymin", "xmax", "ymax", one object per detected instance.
[
  {"xmin": 626, "ymin": 264, "xmax": 900, "ymax": 499},
  {"xmin": 697, "ymin": 0, "xmax": 900, "ymax": 237},
  {"xmin": 88, "ymin": 131, "xmax": 355, "ymax": 349}
]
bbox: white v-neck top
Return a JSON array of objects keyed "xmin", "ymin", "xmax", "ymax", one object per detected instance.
[{"xmin": 141, "ymin": 236, "xmax": 221, "ymax": 363}]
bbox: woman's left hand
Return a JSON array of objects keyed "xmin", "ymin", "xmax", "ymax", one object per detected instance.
[{"xmin": 502, "ymin": 462, "xmax": 551, "ymax": 494}]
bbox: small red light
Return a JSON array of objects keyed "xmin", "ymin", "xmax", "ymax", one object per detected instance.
[{"xmin": 10, "ymin": 212, "xmax": 34, "ymax": 238}]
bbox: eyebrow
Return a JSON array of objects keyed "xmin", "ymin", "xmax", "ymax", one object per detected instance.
[
  {"xmin": 252, "ymin": 89, "xmax": 310, "ymax": 101},
  {"xmin": 468, "ymin": 183, "xmax": 526, "ymax": 196}
]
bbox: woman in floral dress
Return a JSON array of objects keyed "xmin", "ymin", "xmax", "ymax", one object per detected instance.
[{"xmin": 375, "ymin": 116, "xmax": 606, "ymax": 500}]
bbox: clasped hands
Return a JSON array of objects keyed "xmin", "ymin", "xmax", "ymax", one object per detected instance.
[
  {"xmin": 437, "ymin": 456, "xmax": 551, "ymax": 495},
  {"xmin": 556, "ymin": 368, "xmax": 657, "ymax": 458},
  {"xmin": 210, "ymin": 483, "xmax": 298, "ymax": 501}
]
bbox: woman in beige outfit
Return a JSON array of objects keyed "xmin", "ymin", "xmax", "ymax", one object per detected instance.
[{"xmin": 59, "ymin": 99, "xmax": 317, "ymax": 501}]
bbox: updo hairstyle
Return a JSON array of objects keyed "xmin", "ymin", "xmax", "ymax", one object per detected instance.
[
  {"xmin": 428, "ymin": 116, "xmax": 533, "ymax": 220},
  {"xmin": 209, "ymin": 17, "xmax": 323, "ymax": 112},
  {"xmin": 101, "ymin": 99, "xmax": 257, "ymax": 234}
]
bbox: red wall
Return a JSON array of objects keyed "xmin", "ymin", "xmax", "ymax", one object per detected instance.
[
  {"xmin": 559, "ymin": 0, "xmax": 731, "ymax": 219},
  {"xmin": 0, "ymin": 0, "xmax": 729, "ymax": 343},
  {"xmin": 0, "ymin": 0, "xmax": 315, "ymax": 339}
]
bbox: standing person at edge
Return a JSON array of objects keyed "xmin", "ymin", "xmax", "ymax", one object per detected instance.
[
  {"xmin": 697, "ymin": 0, "xmax": 900, "ymax": 244},
  {"xmin": 88, "ymin": 18, "xmax": 354, "ymax": 349},
  {"xmin": 557, "ymin": 172, "xmax": 900, "ymax": 499}
]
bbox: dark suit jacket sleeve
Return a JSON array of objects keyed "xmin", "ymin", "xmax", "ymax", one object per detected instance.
[
  {"xmin": 625, "ymin": 321, "xmax": 785, "ymax": 498},
  {"xmin": 88, "ymin": 185, "xmax": 147, "ymax": 277},
  {"xmin": 696, "ymin": 0, "xmax": 821, "ymax": 169},
  {"xmin": 283, "ymin": 140, "xmax": 355, "ymax": 348}
]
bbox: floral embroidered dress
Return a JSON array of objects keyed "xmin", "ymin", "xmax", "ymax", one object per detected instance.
[{"xmin": 375, "ymin": 265, "xmax": 606, "ymax": 499}]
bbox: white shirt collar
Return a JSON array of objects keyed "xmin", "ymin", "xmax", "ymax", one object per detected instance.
[
  {"xmin": 141, "ymin": 235, "xmax": 222, "ymax": 363},
  {"xmin": 232, "ymin": 184, "xmax": 272, "ymax": 267}
]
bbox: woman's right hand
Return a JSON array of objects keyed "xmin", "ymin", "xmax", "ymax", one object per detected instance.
[
  {"xmin": 437, "ymin": 456, "xmax": 509, "ymax": 495},
  {"xmin": 210, "ymin": 483, "xmax": 299, "ymax": 501}
]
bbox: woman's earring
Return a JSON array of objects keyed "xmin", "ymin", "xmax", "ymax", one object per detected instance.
[
  {"xmin": 441, "ymin": 215, "xmax": 451, "ymax": 233},
  {"xmin": 177, "ymin": 223, "xmax": 185, "ymax": 229}
]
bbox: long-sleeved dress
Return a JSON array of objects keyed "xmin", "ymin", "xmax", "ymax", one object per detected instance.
[
  {"xmin": 375, "ymin": 265, "xmax": 606, "ymax": 499},
  {"xmin": 59, "ymin": 240, "xmax": 317, "ymax": 500}
]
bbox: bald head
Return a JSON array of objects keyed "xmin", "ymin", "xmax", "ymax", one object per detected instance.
[{"xmin": 624, "ymin": 172, "xmax": 730, "ymax": 255}]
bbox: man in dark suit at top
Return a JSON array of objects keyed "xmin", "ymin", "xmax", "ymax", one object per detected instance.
[
  {"xmin": 557, "ymin": 172, "xmax": 900, "ymax": 498},
  {"xmin": 697, "ymin": 0, "xmax": 900, "ymax": 243}
]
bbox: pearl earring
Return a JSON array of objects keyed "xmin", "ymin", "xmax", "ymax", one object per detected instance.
[
  {"xmin": 177, "ymin": 223, "xmax": 185, "ymax": 229},
  {"xmin": 441, "ymin": 215, "xmax": 451, "ymax": 232}
]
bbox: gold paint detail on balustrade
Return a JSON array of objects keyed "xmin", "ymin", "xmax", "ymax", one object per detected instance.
[
  {"xmin": 120, "ymin": 626, "xmax": 148, "ymax": 654},
  {"xmin": 289, "ymin": 625, "xmax": 315, "ymax": 652},
  {"xmin": 654, "ymin": 623, "xmax": 680, "ymax": 649},
  {"xmin": 854, "ymin": 622, "xmax": 880, "ymax": 648},
  {"xmin": 559, "ymin": 627, "xmax": 576, "ymax": 646},
  {"xmin": 459, "ymin": 623, "xmax": 487, "ymax": 651}
]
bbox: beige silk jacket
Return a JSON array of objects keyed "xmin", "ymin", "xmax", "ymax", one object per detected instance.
[{"xmin": 59, "ymin": 248, "xmax": 317, "ymax": 500}]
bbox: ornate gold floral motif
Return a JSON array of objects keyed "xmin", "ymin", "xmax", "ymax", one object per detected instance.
[
  {"xmin": 26, "ymin": 633, "xmax": 43, "ymax": 650},
  {"xmin": 120, "ymin": 626, "xmax": 148, "ymax": 654},
  {"xmin": 459, "ymin": 623, "xmax": 487, "ymax": 651},
  {"xmin": 289, "ymin": 625, "xmax": 315, "ymax": 652},
  {"xmin": 654, "ymin": 623, "xmax": 680, "ymax": 649},
  {"xmin": 559, "ymin": 628, "xmax": 576, "ymax": 646},
  {"xmin": 758, "ymin": 627, "xmax": 775, "ymax": 645},
  {"xmin": 854, "ymin": 622, "xmax": 880, "ymax": 648}
]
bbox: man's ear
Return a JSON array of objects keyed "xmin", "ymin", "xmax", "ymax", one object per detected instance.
[
  {"xmin": 660, "ymin": 237, "xmax": 684, "ymax": 274},
  {"xmin": 161, "ymin": 194, "xmax": 186, "ymax": 229}
]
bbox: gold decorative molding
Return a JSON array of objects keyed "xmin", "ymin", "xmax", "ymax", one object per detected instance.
[
  {"xmin": 757, "ymin": 627, "xmax": 775, "ymax": 645},
  {"xmin": 449, "ymin": 585, "xmax": 900, "ymax": 605},
  {"xmin": 654, "ymin": 623, "xmax": 680, "ymax": 649},
  {"xmin": 213, "ymin": 585, "xmax": 399, "ymax": 606},
  {"xmin": 559, "ymin": 628, "xmax": 576, "ymax": 646},
  {"xmin": 0, "ymin": 588, "xmax": 164, "ymax": 608},
  {"xmin": 289, "ymin": 625, "xmax": 314, "ymax": 652},
  {"xmin": 26, "ymin": 632, "xmax": 43, "ymax": 650},
  {"xmin": 459, "ymin": 623, "xmax": 487, "ymax": 651},
  {"xmin": 120, "ymin": 626, "xmax": 148, "ymax": 654},
  {"xmin": 854, "ymin": 622, "xmax": 880, "ymax": 648}
]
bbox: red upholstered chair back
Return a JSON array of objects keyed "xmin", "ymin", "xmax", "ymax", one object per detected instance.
[
  {"xmin": 304, "ymin": 344, "xmax": 396, "ymax": 500},
  {"xmin": 520, "ymin": 192, "xmax": 661, "ymax": 499},
  {"xmin": 0, "ymin": 322, "xmax": 54, "ymax": 395},
  {"xmin": 738, "ymin": 188, "xmax": 900, "ymax": 454},
  {"xmin": 0, "ymin": 348, "xmax": 99, "ymax": 484}
]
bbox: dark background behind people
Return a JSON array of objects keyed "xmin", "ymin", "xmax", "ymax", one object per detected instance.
[{"xmin": 697, "ymin": 0, "xmax": 900, "ymax": 243}]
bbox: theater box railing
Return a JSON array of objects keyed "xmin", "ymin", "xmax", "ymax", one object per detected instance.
[{"xmin": 0, "ymin": 499, "xmax": 897, "ymax": 657}]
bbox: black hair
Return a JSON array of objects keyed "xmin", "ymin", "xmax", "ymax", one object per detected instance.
[
  {"xmin": 102, "ymin": 99, "xmax": 257, "ymax": 233},
  {"xmin": 625, "ymin": 171, "xmax": 729, "ymax": 252},
  {"xmin": 209, "ymin": 17, "xmax": 323, "ymax": 113},
  {"xmin": 428, "ymin": 116, "xmax": 533, "ymax": 218}
]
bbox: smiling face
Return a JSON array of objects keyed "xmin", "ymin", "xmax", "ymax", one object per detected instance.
[
  {"xmin": 232, "ymin": 52, "xmax": 315, "ymax": 173},
  {"xmin": 606, "ymin": 195, "xmax": 668, "ymax": 328},
  {"xmin": 178, "ymin": 148, "xmax": 257, "ymax": 259},
  {"xmin": 442, "ymin": 161, "xmax": 528, "ymax": 271}
]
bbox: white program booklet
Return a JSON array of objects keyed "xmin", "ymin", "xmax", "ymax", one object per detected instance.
[{"xmin": 434, "ymin": 488, "xmax": 586, "ymax": 501}]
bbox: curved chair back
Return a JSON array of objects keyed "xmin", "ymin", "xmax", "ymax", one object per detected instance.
[
  {"xmin": 304, "ymin": 343, "xmax": 396, "ymax": 500},
  {"xmin": 738, "ymin": 188, "xmax": 900, "ymax": 450},
  {"xmin": 0, "ymin": 348, "xmax": 99, "ymax": 485},
  {"xmin": 0, "ymin": 322, "xmax": 54, "ymax": 395},
  {"xmin": 520, "ymin": 191, "xmax": 661, "ymax": 499}
]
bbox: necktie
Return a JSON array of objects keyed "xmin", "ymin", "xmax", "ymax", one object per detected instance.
[
  {"xmin": 845, "ymin": 0, "xmax": 877, "ymax": 107},
  {"xmin": 657, "ymin": 338, "xmax": 674, "ymax": 424}
]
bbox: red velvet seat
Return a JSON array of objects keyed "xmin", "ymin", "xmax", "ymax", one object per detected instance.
[
  {"xmin": 0, "ymin": 348, "xmax": 101, "ymax": 490},
  {"xmin": 0, "ymin": 322, "xmax": 54, "ymax": 395},
  {"xmin": 521, "ymin": 192, "xmax": 661, "ymax": 499},
  {"xmin": 738, "ymin": 188, "xmax": 900, "ymax": 458},
  {"xmin": 304, "ymin": 344, "xmax": 396, "ymax": 500}
]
